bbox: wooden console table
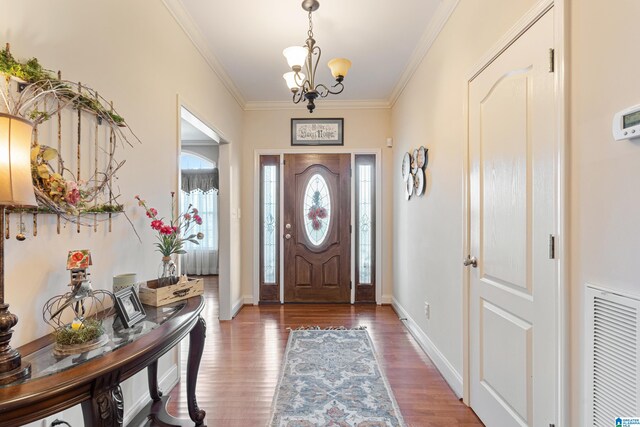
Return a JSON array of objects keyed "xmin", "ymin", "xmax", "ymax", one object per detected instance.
[{"xmin": 0, "ymin": 296, "xmax": 207, "ymax": 427}]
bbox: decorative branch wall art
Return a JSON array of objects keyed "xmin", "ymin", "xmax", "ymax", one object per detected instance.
[
  {"xmin": 401, "ymin": 146, "xmax": 428, "ymax": 200},
  {"xmin": 0, "ymin": 43, "xmax": 141, "ymax": 237}
]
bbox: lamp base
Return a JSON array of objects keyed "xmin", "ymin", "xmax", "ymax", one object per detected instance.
[
  {"xmin": 0, "ymin": 303, "xmax": 31, "ymax": 385},
  {"xmin": 0, "ymin": 359, "xmax": 30, "ymax": 385}
]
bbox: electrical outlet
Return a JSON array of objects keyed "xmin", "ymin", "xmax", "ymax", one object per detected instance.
[{"xmin": 424, "ymin": 301, "xmax": 430, "ymax": 319}]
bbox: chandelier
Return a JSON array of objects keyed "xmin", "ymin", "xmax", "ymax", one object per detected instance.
[{"xmin": 282, "ymin": 0, "xmax": 352, "ymax": 113}]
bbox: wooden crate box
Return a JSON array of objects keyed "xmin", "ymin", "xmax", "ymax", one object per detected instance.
[{"xmin": 138, "ymin": 277, "xmax": 204, "ymax": 307}]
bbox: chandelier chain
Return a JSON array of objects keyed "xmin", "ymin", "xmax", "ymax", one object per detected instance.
[{"xmin": 307, "ymin": 9, "xmax": 314, "ymax": 39}]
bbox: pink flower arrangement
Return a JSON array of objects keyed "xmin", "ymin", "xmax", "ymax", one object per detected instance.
[
  {"xmin": 307, "ymin": 204, "xmax": 328, "ymax": 231},
  {"xmin": 65, "ymin": 181, "xmax": 81, "ymax": 206},
  {"xmin": 135, "ymin": 193, "xmax": 203, "ymax": 257}
]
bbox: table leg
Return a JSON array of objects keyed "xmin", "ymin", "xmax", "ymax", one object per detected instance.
[
  {"xmin": 187, "ymin": 315, "xmax": 206, "ymax": 425},
  {"xmin": 81, "ymin": 378, "xmax": 124, "ymax": 427},
  {"xmin": 147, "ymin": 359, "xmax": 163, "ymax": 402}
]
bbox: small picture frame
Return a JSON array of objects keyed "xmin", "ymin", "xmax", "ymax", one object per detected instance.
[
  {"xmin": 291, "ymin": 118, "xmax": 344, "ymax": 146},
  {"xmin": 113, "ymin": 287, "xmax": 146, "ymax": 328}
]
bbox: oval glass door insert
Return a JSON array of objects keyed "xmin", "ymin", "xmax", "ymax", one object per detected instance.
[{"xmin": 303, "ymin": 173, "xmax": 331, "ymax": 246}]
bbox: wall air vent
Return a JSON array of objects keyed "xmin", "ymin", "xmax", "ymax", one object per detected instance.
[{"xmin": 587, "ymin": 285, "xmax": 640, "ymax": 426}]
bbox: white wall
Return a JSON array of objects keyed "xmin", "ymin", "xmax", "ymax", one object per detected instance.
[
  {"xmin": 241, "ymin": 108, "xmax": 393, "ymax": 303},
  {"xmin": 0, "ymin": 0, "xmax": 243, "ymax": 425},
  {"xmin": 570, "ymin": 1, "xmax": 640, "ymax": 425},
  {"xmin": 390, "ymin": 0, "xmax": 537, "ymax": 394}
]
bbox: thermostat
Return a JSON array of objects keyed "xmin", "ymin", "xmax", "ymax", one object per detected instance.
[{"xmin": 613, "ymin": 103, "xmax": 640, "ymax": 141}]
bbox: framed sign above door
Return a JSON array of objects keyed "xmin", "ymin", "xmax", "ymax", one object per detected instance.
[{"xmin": 291, "ymin": 118, "xmax": 344, "ymax": 146}]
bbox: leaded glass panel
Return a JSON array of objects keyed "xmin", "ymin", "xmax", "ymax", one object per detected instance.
[
  {"xmin": 303, "ymin": 174, "xmax": 331, "ymax": 246},
  {"xmin": 263, "ymin": 165, "xmax": 277, "ymax": 283},
  {"xmin": 358, "ymin": 164, "xmax": 373, "ymax": 284}
]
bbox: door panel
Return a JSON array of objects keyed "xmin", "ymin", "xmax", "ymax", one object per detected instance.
[
  {"xmin": 469, "ymin": 9, "xmax": 556, "ymax": 427},
  {"xmin": 284, "ymin": 154, "xmax": 351, "ymax": 302}
]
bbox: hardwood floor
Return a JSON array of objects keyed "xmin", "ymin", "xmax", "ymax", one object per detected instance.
[{"xmin": 167, "ymin": 276, "xmax": 483, "ymax": 426}]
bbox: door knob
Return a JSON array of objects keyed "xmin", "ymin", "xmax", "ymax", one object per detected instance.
[
  {"xmin": 285, "ymin": 233, "xmax": 292, "ymax": 240},
  {"xmin": 285, "ymin": 223, "xmax": 292, "ymax": 230},
  {"xmin": 463, "ymin": 255, "xmax": 478, "ymax": 268}
]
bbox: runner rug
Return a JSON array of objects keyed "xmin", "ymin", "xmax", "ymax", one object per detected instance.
[{"xmin": 268, "ymin": 327, "xmax": 406, "ymax": 427}]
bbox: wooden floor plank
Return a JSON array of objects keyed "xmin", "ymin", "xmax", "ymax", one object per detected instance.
[{"xmin": 166, "ymin": 276, "xmax": 483, "ymax": 426}]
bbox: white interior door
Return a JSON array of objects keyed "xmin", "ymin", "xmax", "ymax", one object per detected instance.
[{"xmin": 468, "ymin": 9, "xmax": 557, "ymax": 427}]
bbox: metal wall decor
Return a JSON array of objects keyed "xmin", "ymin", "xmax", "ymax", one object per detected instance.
[{"xmin": 402, "ymin": 146, "xmax": 428, "ymax": 200}]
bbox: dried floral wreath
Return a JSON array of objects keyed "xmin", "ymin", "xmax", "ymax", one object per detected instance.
[{"xmin": 0, "ymin": 44, "xmax": 140, "ymax": 225}]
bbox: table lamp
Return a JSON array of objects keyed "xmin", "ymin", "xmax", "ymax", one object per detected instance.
[{"xmin": 0, "ymin": 112, "xmax": 37, "ymax": 385}]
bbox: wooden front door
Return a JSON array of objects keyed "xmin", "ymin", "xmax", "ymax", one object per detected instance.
[{"xmin": 283, "ymin": 153, "xmax": 351, "ymax": 303}]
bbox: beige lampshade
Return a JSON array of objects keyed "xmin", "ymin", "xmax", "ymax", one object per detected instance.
[
  {"xmin": 0, "ymin": 113, "xmax": 37, "ymax": 206},
  {"xmin": 283, "ymin": 71, "xmax": 306, "ymax": 91},
  {"xmin": 328, "ymin": 58, "xmax": 352, "ymax": 79},
  {"xmin": 283, "ymin": 46, "xmax": 308, "ymax": 70}
]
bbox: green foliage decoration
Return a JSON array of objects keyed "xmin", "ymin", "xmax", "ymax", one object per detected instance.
[
  {"xmin": 54, "ymin": 319, "xmax": 104, "ymax": 346},
  {"xmin": 0, "ymin": 45, "xmax": 125, "ymax": 125}
]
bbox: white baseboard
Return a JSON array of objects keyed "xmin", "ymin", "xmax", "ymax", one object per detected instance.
[
  {"xmin": 123, "ymin": 363, "xmax": 179, "ymax": 425},
  {"xmin": 379, "ymin": 294, "xmax": 393, "ymax": 304},
  {"xmin": 243, "ymin": 295, "xmax": 254, "ymax": 305},
  {"xmin": 392, "ymin": 297, "xmax": 463, "ymax": 398},
  {"xmin": 231, "ymin": 296, "xmax": 246, "ymax": 318}
]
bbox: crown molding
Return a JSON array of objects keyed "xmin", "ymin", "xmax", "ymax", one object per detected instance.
[
  {"xmin": 161, "ymin": 0, "xmax": 246, "ymax": 108},
  {"xmin": 388, "ymin": 0, "xmax": 460, "ymax": 107},
  {"xmin": 244, "ymin": 99, "xmax": 391, "ymax": 112}
]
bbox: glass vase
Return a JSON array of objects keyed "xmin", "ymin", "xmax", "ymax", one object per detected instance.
[{"xmin": 157, "ymin": 256, "xmax": 177, "ymax": 288}]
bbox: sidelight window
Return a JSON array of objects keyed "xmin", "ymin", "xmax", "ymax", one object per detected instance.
[
  {"xmin": 355, "ymin": 155, "xmax": 376, "ymax": 302},
  {"xmin": 260, "ymin": 155, "xmax": 280, "ymax": 302}
]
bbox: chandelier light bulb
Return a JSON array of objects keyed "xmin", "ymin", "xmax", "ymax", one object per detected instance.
[
  {"xmin": 283, "ymin": 71, "xmax": 306, "ymax": 92},
  {"xmin": 283, "ymin": 46, "xmax": 308, "ymax": 72},
  {"xmin": 328, "ymin": 58, "xmax": 352, "ymax": 81}
]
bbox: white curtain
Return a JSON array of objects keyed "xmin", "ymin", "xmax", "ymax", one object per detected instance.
[{"xmin": 180, "ymin": 189, "xmax": 219, "ymax": 275}]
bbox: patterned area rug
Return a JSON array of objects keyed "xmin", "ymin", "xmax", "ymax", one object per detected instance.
[{"xmin": 268, "ymin": 327, "xmax": 406, "ymax": 427}]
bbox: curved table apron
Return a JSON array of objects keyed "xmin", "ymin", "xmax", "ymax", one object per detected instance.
[{"xmin": 0, "ymin": 296, "xmax": 207, "ymax": 427}]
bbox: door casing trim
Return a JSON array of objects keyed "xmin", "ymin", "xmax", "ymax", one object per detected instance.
[
  {"xmin": 253, "ymin": 148, "xmax": 383, "ymax": 305},
  {"xmin": 176, "ymin": 95, "xmax": 233, "ymax": 322},
  {"xmin": 462, "ymin": 1, "xmax": 568, "ymax": 426}
]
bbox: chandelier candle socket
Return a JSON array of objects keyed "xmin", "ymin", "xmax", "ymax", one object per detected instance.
[{"xmin": 282, "ymin": 0, "xmax": 352, "ymax": 113}]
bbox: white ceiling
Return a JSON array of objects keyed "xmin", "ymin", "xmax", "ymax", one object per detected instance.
[{"xmin": 165, "ymin": 0, "xmax": 449, "ymax": 107}]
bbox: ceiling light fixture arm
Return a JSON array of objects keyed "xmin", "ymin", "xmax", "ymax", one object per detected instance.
[{"xmin": 315, "ymin": 80, "xmax": 345, "ymax": 98}]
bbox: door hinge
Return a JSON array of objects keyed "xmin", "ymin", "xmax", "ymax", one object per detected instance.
[
  {"xmin": 350, "ymin": 281, "xmax": 352, "ymax": 290},
  {"xmin": 350, "ymin": 224, "xmax": 352, "ymax": 233},
  {"xmin": 548, "ymin": 48, "xmax": 555, "ymax": 73},
  {"xmin": 549, "ymin": 234, "xmax": 556, "ymax": 259},
  {"xmin": 549, "ymin": 424, "xmax": 556, "ymax": 427},
  {"xmin": 350, "ymin": 168, "xmax": 352, "ymax": 178}
]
